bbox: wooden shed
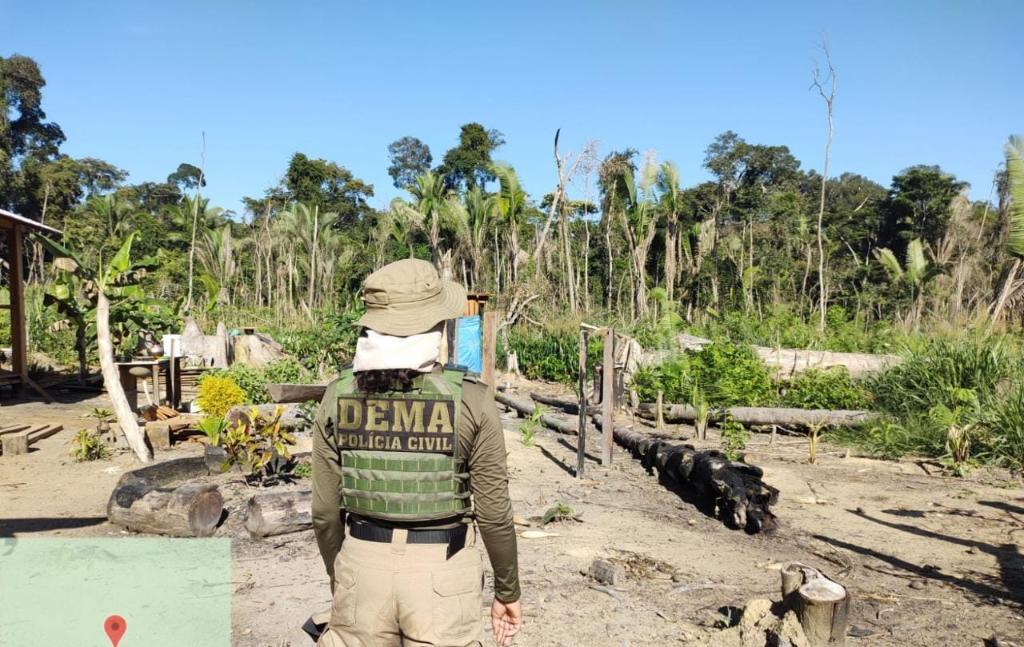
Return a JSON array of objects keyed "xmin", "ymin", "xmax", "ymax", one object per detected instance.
[{"xmin": 0, "ymin": 208, "xmax": 62, "ymax": 400}]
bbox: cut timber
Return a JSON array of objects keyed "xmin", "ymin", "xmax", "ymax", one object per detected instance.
[
  {"xmin": 636, "ymin": 403, "xmax": 876, "ymax": 430},
  {"xmin": 267, "ymin": 383, "xmax": 328, "ymax": 404},
  {"xmin": 107, "ymin": 477, "xmax": 223, "ymax": 537},
  {"xmin": 244, "ymin": 490, "xmax": 313, "ymax": 538},
  {"xmin": 781, "ymin": 562, "xmax": 849, "ymax": 647},
  {"xmin": 232, "ymin": 333, "xmax": 287, "ymax": 368},
  {"xmin": 1, "ymin": 424, "xmax": 63, "ymax": 456},
  {"xmin": 2, "ymin": 430, "xmax": 28, "ymax": 455}
]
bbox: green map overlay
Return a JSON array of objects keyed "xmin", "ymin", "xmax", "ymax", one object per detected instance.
[{"xmin": 0, "ymin": 538, "xmax": 231, "ymax": 646}]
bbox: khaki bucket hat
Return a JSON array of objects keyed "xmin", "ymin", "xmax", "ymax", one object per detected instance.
[{"xmin": 356, "ymin": 259, "xmax": 466, "ymax": 336}]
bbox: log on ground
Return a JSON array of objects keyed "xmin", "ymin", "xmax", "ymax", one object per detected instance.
[
  {"xmin": 636, "ymin": 403, "xmax": 876, "ymax": 429},
  {"xmin": 107, "ymin": 476, "xmax": 223, "ymax": 537},
  {"xmin": 244, "ymin": 490, "xmax": 313, "ymax": 538},
  {"xmin": 495, "ymin": 393, "xmax": 587, "ymax": 436}
]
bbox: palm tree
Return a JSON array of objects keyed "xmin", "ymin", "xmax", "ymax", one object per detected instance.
[
  {"xmin": 875, "ymin": 238, "xmax": 942, "ymax": 329},
  {"xmin": 657, "ymin": 161, "xmax": 684, "ymax": 303},
  {"xmin": 619, "ymin": 162, "xmax": 660, "ymax": 317},
  {"xmin": 408, "ymin": 171, "xmax": 449, "ymax": 265},
  {"xmin": 492, "ymin": 163, "xmax": 527, "ymax": 286},
  {"xmin": 382, "ymin": 198, "xmax": 425, "ymax": 263},
  {"xmin": 990, "ymin": 136, "xmax": 1024, "ymax": 326},
  {"xmin": 444, "ymin": 187, "xmax": 495, "ymax": 290}
]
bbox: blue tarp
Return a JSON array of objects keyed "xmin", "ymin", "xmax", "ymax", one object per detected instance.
[{"xmin": 457, "ymin": 315, "xmax": 482, "ymax": 373}]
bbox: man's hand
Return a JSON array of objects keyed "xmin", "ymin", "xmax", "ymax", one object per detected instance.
[{"xmin": 490, "ymin": 597, "xmax": 522, "ymax": 646}]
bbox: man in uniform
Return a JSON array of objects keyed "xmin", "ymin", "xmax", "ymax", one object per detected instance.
[{"xmin": 311, "ymin": 259, "xmax": 522, "ymax": 646}]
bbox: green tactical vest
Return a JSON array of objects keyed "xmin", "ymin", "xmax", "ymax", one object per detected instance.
[{"xmin": 332, "ymin": 367, "xmax": 472, "ymax": 523}]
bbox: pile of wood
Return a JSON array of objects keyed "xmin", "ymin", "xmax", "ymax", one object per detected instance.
[
  {"xmin": 141, "ymin": 404, "xmax": 180, "ymax": 422},
  {"xmin": 0, "ymin": 423, "xmax": 63, "ymax": 456}
]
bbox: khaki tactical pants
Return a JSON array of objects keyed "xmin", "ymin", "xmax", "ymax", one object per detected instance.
[{"xmin": 317, "ymin": 525, "xmax": 484, "ymax": 647}]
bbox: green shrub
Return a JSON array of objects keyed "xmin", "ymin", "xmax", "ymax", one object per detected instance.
[
  {"xmin": 209, "ymin": 365, "xmax": 268, "ymax": 404},
  {"xmin": 71, "ymin": 429, "xmax": 110, "ymax": 462},
  {"xmin": 632, "ymin": 355, "xmax": 692, "ymax": 403},
  {"xmin": 720, "ymin": 415, "xmax": 749, "ymax": 460},
  {"xmin": 985, "ymin": 384, "xmax": 1024, "ymax": 471},
  {"xmin": 501, "ymin": 327, "xmax": 603, "ymax": 384},
  {"xmin": 781, "ymin": 368, "xmax": 871, "ymax": 410},
  {"xmin": 196, "ymin": 375, "xmax": 246, "ymax": 418},
  {"xmin": 633, "ymin": 342, "xmax": 775, "ymax": 407},
  {"xmin": 263, "ymin": 358, "xmax": 313, "ymax": 385}
]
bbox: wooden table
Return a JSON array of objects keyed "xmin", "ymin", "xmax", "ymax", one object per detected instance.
[{"xmin": 116, "ymin": 358, "xmax": 181, "ymax": 411}]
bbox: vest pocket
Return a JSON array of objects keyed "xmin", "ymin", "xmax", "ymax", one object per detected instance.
[
  {"xmin": 330, "ymin": 564, "xmax": 358, "ymax": 627},
  {"xmin": 431, "ymin": 566, "xmax": 482, "ymax": 640}
]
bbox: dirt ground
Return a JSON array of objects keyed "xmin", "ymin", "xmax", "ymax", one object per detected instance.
[{"xmin": 2, "ymin": 382, "xmax": 1023, "ymax": 646}]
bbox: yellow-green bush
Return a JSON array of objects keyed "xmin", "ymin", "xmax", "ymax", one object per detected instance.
[{"xmin": 196, "ymin": 375, "xmax": 246, "ymax": 418}]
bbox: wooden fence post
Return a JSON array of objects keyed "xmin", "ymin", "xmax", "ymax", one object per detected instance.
[
  {"xmin": 577, "ymin": 328, "xmax": 588, "ymax": 478},
  {"xmin": 601, "ymin": 327, "xmax": 614, "ymax": 465}
]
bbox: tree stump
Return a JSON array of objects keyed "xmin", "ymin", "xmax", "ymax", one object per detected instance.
[
  {"xmin": 107, "ymin": 477, "xmax": 223, "ymax": 537},
  {"xmin": 781, "ymin": 562, "xmax": 849, "ymax": 646},
  {"xmin": 244, "ymin": 490, "xmax": 313, "ymax": 538}
]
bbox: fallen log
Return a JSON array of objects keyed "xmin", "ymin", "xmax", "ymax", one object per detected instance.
[
  {"xmin": 244, "ymin": 490, "xmax": 313, "ymax": 538},
  {"xmin": 528, "ymin": 392, "xmax": 601, "ymax": 415},
  {"xmin": 781, "ymin": 562, "xmax": 850, "ymax": 646},
  {"xmin": 596, "ymin": 415, "xmax": 777, "ymax": 533},
  {"xmin": 107, "ymin": 477, "xmax": 223, "ymax": 537},
  {"xmin": 495, "ymin": 392, "xmax": 584, "ymax": 436},
  {"xmin": 637, "ymin": 403, "xmax": 876, "ymax": 429}
]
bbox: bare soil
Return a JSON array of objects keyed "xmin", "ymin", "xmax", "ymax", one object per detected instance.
[{"xmin": 2, "ymin": 382, "xmax": 1022, "ymax": 646}]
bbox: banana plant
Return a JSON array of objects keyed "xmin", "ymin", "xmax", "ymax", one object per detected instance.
[{"xmin": 37, "ymin": 232, "xmax": 155, "ymax": 462}]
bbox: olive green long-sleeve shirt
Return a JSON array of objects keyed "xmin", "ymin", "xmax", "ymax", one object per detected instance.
[{"xmin": 311, "ymin": 369, "xmax": 521, "ymax": 603}]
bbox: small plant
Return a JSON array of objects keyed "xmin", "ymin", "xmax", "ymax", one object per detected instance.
[
  {"xmin": 520, "ymin": 406, "xmax": 542, "ymax": 446},
  {"xmin": 807, "ymin": 421, "xmax": 824, "ymax": 464},
  {"xmin": 71, "ymin": 429, "xmax": 110, "ymax": 462},
  {"xmin": 197, "ymin": 416, "xmax": 228, "ymax": 446},
  {"xmin": 541, "ymin": 502, "xmax": 581, "ymax": 525},
  {"xmin": 720, "ymin": 415, "xmax": 749, "ymax": 461},
  {"xmin": 88, "ymin": 407, "xmax": 114, "ymax": 421},
  {"xmin": 196, "ymin": 375, "xmax": 246, "ymax": 418},
  {"xmin": 220, "ymin": 405, "xmax": 298, "ymax": 485},
  {"xmin": 781, "ymin": 368, "xmax": 870, "ymax": 410},
  {"xmin": 293, "ymin": 461, "xmax": 312, "ymax": 478},
  {"xmin": 691, "ymin": 386, "xmax": 711, "ymax": 440}
]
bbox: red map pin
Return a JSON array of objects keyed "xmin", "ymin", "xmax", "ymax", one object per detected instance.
[{"xmin": 104, "ymin": 615, "xmax": 127, "ymax": 647}]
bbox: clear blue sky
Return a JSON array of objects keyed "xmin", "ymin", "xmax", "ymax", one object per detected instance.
[{"xmin": 6, "ymin": 1, "xmax": 1023, "ymax": 216}]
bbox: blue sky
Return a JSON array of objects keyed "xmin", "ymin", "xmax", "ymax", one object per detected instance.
[{"xmin": 5, "ymin": 1, "xmax": 1022, "ymax": 216}]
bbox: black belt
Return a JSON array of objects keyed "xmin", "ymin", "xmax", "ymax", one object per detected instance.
[{"xmin": 346, "ymin": 516, "xmax": 467, "ymax": 558}]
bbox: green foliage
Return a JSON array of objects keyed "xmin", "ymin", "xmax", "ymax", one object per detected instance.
[
  {"xmin": 634, "ymin": 342, "xmax": 774, "ymax": 408},
  {"xmin": 207, "ymin": 365, "xmax": 267, "ymax": 405},
  {"xmin": 219, "ymin": 405, "xmax": 297, "ymax": 485},
  {"xmin": 262, "ymin": 358, "xmax": 313, "ymax": 385},
  {"xmin": 71, "ymin": 429, "xmax": 110, "ymax": 462},
  {"xmin": 520, "ymin": 406, "xmax": 541, "ymax": 447},
  {"xmin": 501, "ymin": 327, "xmax": 603, "ymax": 384},
  {"xmin": 781, "ymin": 368, "xmax": 870, "ymax": 410},
  {"xmin": 197, "ymin": 416, "xmax": 227, "ymax": 446},
  {"xmin": 274, "ymin": 309, "xmax": 362, "ymax": 374},
  {"xmin": 541, "ymin": 502, "xmax": 579, "ymax": 525},
  {"xmin": 720, "ymin": 415, "xmax": 748, "ymax": 460},
  {"xmin": 196, "ymin": 375, "xmax": 246, "ymax": 418},
  {"xmin": 293, "ymin": 461, "xmax": 313, "ymax": 478}
]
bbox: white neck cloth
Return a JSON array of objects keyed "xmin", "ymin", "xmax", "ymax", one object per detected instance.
[{"xmin": 352, "ymin": 329, "xmax": 442, "ymax": 373}]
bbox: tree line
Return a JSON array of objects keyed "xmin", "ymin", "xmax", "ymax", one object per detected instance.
[{"xmin": 2, "ymin": 53, "xmax": 1020, "ymax": 341}]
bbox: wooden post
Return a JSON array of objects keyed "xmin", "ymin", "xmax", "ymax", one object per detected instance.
[
  {"xmin": 482, "ymin": 309, "xmax": 497, "ymax": 395},
  {"xmin": 8, "ymin": 225, "xmax": 25, "ymax": 377},
  {"xmin": 577, "ymin": 328, "xmax": 588, "ymax": 478},
  {"xmin": 601, "ymin": 327, "xmax": 614, "ymax": 465},
  {"xmin": 656, "ymin": 391, "xmax": 665, "ymax": 430}
]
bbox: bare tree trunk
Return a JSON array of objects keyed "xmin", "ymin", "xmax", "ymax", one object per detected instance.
[
  {"xmin": 813, "ymin": 44, "xmax": 837, "ymax": 334},
  {"xmin": 307, "ymin": 205, "xmax": 318, "ymax": 316},
  {"xmin": 664, "ymin": 214, "xmax": 678, "ymax": 302},
  {"xmin": 560, "ymin": 211, "xmax": 577, "ymax": 312},
  {"xmin": 990, "ymin": 258, "xmax": 1021, "ymax": 328},
  {"xmin": 184, "ymin": 133, "xmax": 206, "ymax": 313},
  {"xmin": 97, "ymin": 291, "xmax": 151, "ymax": 462}
]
